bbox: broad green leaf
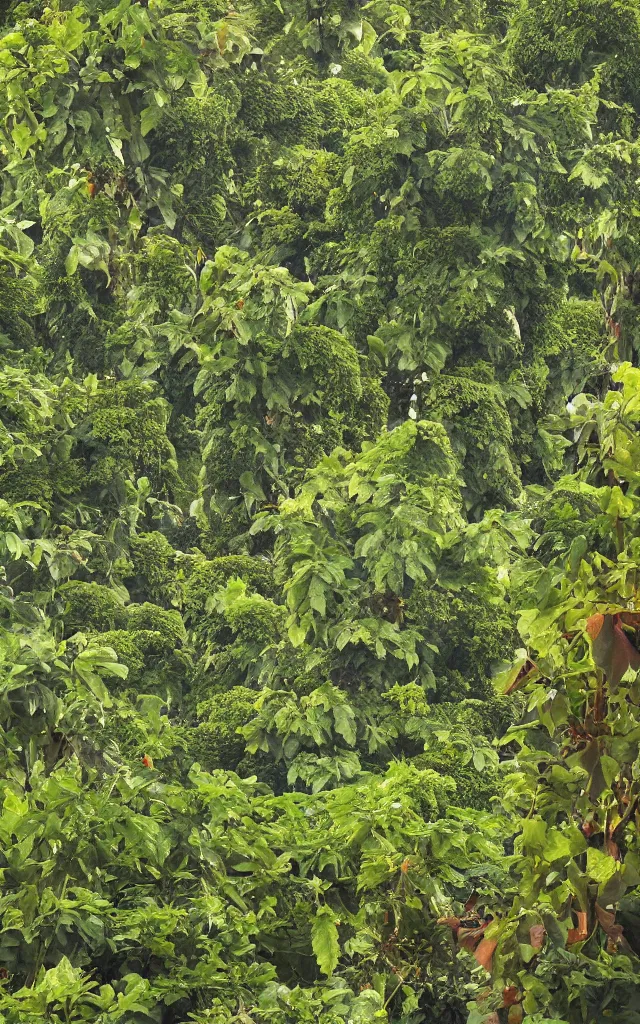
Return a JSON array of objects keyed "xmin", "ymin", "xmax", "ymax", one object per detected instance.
[
  {"xmin": 311, "ymin": 906, "xmax": 340, "ymax": 976},
  {"xmin": 140, "ymin": 104, "xmax": 163, "ymax": 137},
  {"xmin": 65, "ymin": 245, "xmax": 79, "ymax": 276}
]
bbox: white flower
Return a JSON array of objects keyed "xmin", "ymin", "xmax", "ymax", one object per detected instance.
[{"xmin": 566, "ymin": 401, "xmax": 575, "ymax": 414}]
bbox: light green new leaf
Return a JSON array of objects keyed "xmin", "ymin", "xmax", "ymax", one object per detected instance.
[
  {"xmin": 65, "ymin": 245, "xmax": 79, "ymax": 276},
  {"xmin": 312, "ymin": 906, "xmax": 340, "ymax": 976},
  {"xmin": 107, "ymin": 136, "xmax": 124, "ymax": 164},
  {"xmin": 11, "ymin": 124, "xmax": 36, "ymax": 158}
]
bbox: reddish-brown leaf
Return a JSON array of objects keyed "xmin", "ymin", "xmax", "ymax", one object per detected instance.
[
  {"xmin": 502, "ymin": 987, "xmax": 520, "ymax": 1007},
  {"xmin": 458, "ymin": 924, "xmax": 487, "ymax": 951},
  {"xmin": 529, "ymin": 924, "xmax": 545, "ymax": 949},
  {"xmin": 464, "ymin": 893, "xmax": 479, "ymax": 914},
  {"xmin": 473, "ymin": 937, "xmax": 497, "ymax": 972},
  {"xmin": 586, "ymin": 613, "xmax": 605, "ymax": 640},
  {"xmin": 508, "ymin": 1005, "xmax": 524, "ymax": 1024},
  {"xmin": 504, "ymin": 661, "xmax": 538, "ymax": 695},
  {"xmin": 605, "ymin": 836, "xmax": 621, "ymax": 860},
  {"xmin": 579, "ymin": 738, "xmax": 608, "ymax": 799},
  {"xmin": 595, "ymin": 903, "xmax": 625, "ymax": 947},
  {"xmin": 589, "ymin": 614, "xmax": 640, "ymax": 688},
  {"xmin": 619, "ymin": 612, "xmax": 640, "ymax": 629},
  {"xmin": 567, "ymin": 911, "xmax": 588, "ymax": 945}
]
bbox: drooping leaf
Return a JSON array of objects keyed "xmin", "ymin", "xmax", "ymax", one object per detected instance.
[
  {"xmin": 587, "ymin": 614, "xmax": 640, "ymax": 688},
  {"xmin": 473, "ymin": 937, "xmax": 497, "ymax": 972}
]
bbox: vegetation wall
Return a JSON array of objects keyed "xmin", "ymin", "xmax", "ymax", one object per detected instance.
[{"xmin": 1, "ymin": 0, "xmax": 640, "ymax": 1021}]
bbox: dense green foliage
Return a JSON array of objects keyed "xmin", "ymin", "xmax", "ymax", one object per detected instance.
[{"xmin": 2, "ymin": 0, "xmax": 640, "ymax": 1021}]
